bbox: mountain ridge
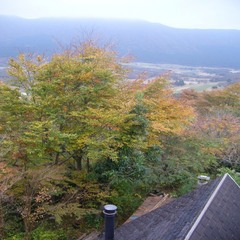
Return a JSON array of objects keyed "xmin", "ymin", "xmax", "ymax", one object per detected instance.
[{"xmin": 1, "ymin": 16, "xmax": 240, "ymax": 67}]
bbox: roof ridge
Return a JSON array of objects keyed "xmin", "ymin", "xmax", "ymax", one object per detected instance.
[
  {"xmin": 113, "ymin": 174, "xmax": 234, "ymax": 240},
  {"xmin": 183, "ymin": 174, "xmax": 227, "ymax": 240},
  {"xmin": 225, "ymin": 172, "xmax": 240, "ymax": 188}
]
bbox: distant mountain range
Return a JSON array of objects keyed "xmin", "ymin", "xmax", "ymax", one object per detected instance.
[{"xmin": 1, "ymin": 16, "xmax": 240, "ymax": 67}]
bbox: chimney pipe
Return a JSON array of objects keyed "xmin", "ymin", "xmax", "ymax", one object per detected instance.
[
  {"xmin": 103, "ymin": 204, "xmax": 117, "ymax": 240},
  {"xmin": 197, "ymin": 175, "xmax": 210, "ymax": 186}
]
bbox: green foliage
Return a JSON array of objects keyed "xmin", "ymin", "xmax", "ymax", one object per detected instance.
[
  {"xmin": 4, "ymin": 233, "xmax": 25, "ymax": 240},
  {"xmin": 31, "ymin": 227, "xmax": 67, "ymax": 240},
  {"xmin": 108, "ymin": 191, "xmax": 142, "ymax": 223},
  {"xmin": 3, "ymin": 215, "xmax": 24, "ymax": 240},
  {"xmin": 83, "ymin": 213, "xmax": 103, "ymax": 230},
  {"xmin": 171, "ymin": 177, "xmax": 197, "ymax": 197},
  {"xmin": 217, "ymin": 167, "xmax": 240, "ymax": 185},
  {"xmin": 45, "ymin": 203, "xmax": 98, "ymax": 225}
]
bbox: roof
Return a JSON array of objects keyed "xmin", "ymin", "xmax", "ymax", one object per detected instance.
[
  {"xmin": 113, "ymin": 173, "xmax": 240, "ymax": 240},
  {"xmin": 125, "ymin": 194, "xmax": 171, "ymax": 223}
]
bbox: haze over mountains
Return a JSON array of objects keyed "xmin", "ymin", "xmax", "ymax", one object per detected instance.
[{"xmin": 1, "ymin": 16, "xmax": 240, "ymax": 67}]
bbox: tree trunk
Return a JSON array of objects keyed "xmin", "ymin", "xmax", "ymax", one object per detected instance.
[
  {"xmin": 22, "ymin": 182, "xmax": 33, "ymax": 240},
  {"xmin": 54, "ymin": 152, "xmax": 60, "ymax": 165},
  {"xmin": 73, "ymin": 150, "xmax": 83, "ymax": 171},
  {"xmin": 0, "ymin": 197, "xmax": 5, "ymax": 239},
  {"xmin": 22, "ymin": 199, "xmax": 33, "ymax": 240},
  {"xmin": 86, "ymin": 158, "xmax": 90, "ymax": 172},
  {"xmin": 75, "ymin": 157, "xmax": 82, "ymax": 170},
  {"xmin": 23, "ymin": 217, "xmax": 31, "ymax": 240}
]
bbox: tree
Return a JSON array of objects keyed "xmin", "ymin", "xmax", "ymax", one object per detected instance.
[
  {"xmin": 0, "ymin": 163, "xmax": 22, "ymax": 239},
  {"xmin": 141, "ymin": 77, "xmax": 194, "ymax": 145},
  {"xmin": 4, "ymin": 42, "xmax": 132, "ymax": 171},
  {"xmin": 8, "ymin": 166, "xmax": 64, "ymax": 240},
  {"xmin": 93, "ymin": 76, "xmax": 195, "ymax": 208},
  {"xmin": 180, "ymin": 83, "xmax": 240, "ymax": 172},
  {"xmin": 181, "ymin": 82, "xmax": 240, "ymax": 116}
]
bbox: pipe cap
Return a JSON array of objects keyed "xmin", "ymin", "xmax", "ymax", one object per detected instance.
[{"xmin": 103, "ymin": 204, "xmax": 117, "ymax": 215}]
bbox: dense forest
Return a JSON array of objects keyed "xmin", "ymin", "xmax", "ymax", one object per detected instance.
[{"xmin": 0, "ymin": 41, "xmax": 239, "ymax": 239}]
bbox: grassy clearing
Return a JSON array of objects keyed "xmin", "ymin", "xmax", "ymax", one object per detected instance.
[{"xmin": 174, "ymin": 82, "xmax": 220, "ymax": 93}]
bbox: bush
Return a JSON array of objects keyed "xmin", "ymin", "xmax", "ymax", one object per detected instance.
[
  {"xmin": 84, "ymin": 213, "xmax": 103, "ymax": 230},
  {"xmin": 31, "ymin": 227, "xmax": 67, "ymax": 240},
  {"xmin": 4, "ymin": 233, "xmax": 24, "ymax": 240}
]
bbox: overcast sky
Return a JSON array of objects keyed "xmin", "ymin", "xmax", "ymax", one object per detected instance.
[{"xmin": 1, "ymin": 0, "xmax": 240, "ymax": 29}]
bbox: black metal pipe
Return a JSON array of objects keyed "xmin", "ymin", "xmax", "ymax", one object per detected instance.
[{"xmin": 103, "ymin": 204, "xmax": 117, "ymax": 240}]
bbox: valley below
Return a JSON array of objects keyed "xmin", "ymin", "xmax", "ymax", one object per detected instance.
[{"xmin": 125, "ymin": 62, "xmax": 240, "ymax": 92}]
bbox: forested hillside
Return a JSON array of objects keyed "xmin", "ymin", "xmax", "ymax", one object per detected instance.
[
  {"xmin": 1, "ymin": 16, "xmax": 240, "ymax": 67},
  {"xmin": 0, "ymin": 41, "xmax": 239, "ymax": 239}
]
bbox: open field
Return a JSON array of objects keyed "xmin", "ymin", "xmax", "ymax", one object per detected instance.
[
  {"xmin": 174, "ymin": 82, "xmax": 220, "ymax": 93},
  {"xmin": 125, "ymin": 62, "xmax": 240, "ymax": 92}
]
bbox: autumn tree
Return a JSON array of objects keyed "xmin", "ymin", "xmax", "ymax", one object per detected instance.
[
  {"xmin": 4, "ymin": 42, "xmax": 133, "ymax": 172},
  {"xmin": 0, "ymin": 163, "xmax": 22, "ymax": 239},
  {"xmin": 93, "ymin": 76, "xmax": 195, "ymax": 204},
  {"xmin": 180, "ymin": 82, "xmax": 240, "ymax": 172},
  {"xmin": 3, "ymin": 165, "xmax": 67, "ymax": 240},
  {"xmin": 0, "ymin": 42, "xmax": 133, "ymax": 237}
]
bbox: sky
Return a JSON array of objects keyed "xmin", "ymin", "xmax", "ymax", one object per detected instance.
[{"xmin": 1, "ymin": 0, "xmax": 240, "ymax": 29}]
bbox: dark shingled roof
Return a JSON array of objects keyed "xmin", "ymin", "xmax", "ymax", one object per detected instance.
[{"xmin": 112, "ymin": 173, "xmax": 240, "ymax": 240}]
